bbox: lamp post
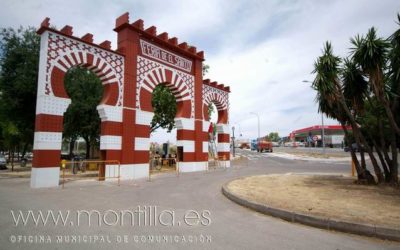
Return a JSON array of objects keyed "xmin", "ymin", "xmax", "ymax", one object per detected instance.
[
  {"xmin": 233, "ymin": 123, "xmax": 243, "ymax": 137},
  {"xmin": 250, "ymin": 112, "xmax": 260, "ymax": 142},
  {"xmin": 302, "ymin": 80, "xmax": 325, "ymax": 154},
  {"xmin": 232, "ymin": 126, "xmax": 235, "ymax": 157},
  {"xmin": 321, "ymin": 113, "xmax": 326, "ymax": 154}
]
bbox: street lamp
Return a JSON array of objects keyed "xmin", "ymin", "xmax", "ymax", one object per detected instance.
[
  {"xmin": 302, "ymin": 80, "xmax": 325, "ymax": 154},
  {"xmin": 250, "ymin": 112, "xmax": 260, "ymax": 142},
  {"xmin": 231, "ymin": 126, "xmax": 235, "ymax": 157},
  {"xmin": 232, "ymin": 123, "xmax": 243, "ymax": 137}
]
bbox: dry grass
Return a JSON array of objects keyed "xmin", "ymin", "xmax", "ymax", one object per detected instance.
[{"xmin": 227, "ymin": 174, "xmax": 400, "ymax": 229}]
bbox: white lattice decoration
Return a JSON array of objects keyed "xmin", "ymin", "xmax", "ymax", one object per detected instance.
[
  {"xmin": 33, "ymin": 132, "xmax": 63, "ymax": 150},
  {"xmin": 136, "ymin": 56, "xmax": 195, "ymax": 118},
  {"xmin": 41, "ymin": 31, "xmax": 125, "ymax": 106},
  {"xmin": 202, "ymin": 84, "xmax": 229, "ymax": 111},
  {"xmin": 100, "ymin": 135, "xmax": 122, "ymax": 150},
  {"xmin": 134, "ymin": 137, "xmax": 150, "ymax": 151}
]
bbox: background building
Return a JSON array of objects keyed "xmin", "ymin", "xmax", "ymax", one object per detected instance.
[{"xmin": 290, "ymin": 125, "xmax": 351, "ymax": 148}]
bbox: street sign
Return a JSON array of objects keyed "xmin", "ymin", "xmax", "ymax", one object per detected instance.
[{"xmin": 312, "ymin": 135, "xmax": 318, "ymax": 141}]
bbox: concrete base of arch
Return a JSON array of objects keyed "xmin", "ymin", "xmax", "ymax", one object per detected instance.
[
  {"xmin": 105, "ymin": 164, "xmax": 149, "ymax": 180},
  {"xmin": 218, "ymin": 160, "xmax": 231, "ymax": 168},
  {"xmin": 178, "ymin": 161, "xmax": 208, "ymax": 172},
  {"xmin": 30, "ymin": 167, "xmax": 60, "ymax": 188}
]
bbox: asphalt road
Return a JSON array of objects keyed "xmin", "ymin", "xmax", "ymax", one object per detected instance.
[{"xmin": 0, "ymin": 149, "xmax": 398, "ymax": 250}]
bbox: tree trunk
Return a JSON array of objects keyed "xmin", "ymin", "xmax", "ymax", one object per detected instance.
[
  {"xmin": 350, "ymin": 124, "xmax": 378, "ymax": 184},
  {"xmin": 333, "ymin": 80, "xmax": 383, "ymax": 183},
  {"xmin": 389, "ymin": 131, "xmax": 399, "ymax": 184},
  {"xmin": 357, "ymin": 131, "xmax": 384, "ymax": 183},
  {"xmin": 86, "ymin": 140, "xmax": 90, "ymax": 160},
  {"xmin": 17, "ymin": 144, "xmax": 20, "ymax": 161},
  {"xmin": 69, "ymin": 138, "xmax": 75, "ymax": 158},
  {"xmin": 371, "ymin": 71, "xmax": 399, "ymax": 184},
  {"xmin": 381, "ymin": 97, "xmax": 400, "ymax": 136},
  {"xmin": 378, "ymin": 119, "xmax": 392, "ymax": 168},
  {"xmin": 359, "ymin": 147, "xmax": 366, "ymax": 169},
  {"xmin": 21, "ymin": 143, "xmax": 28, "ymax": 159},
  {"xmin": 372, "ymin": 139, "xmax": 390, "ymax": 182},
  {"xmin": 82, "ymin": 136, "xmax": 90, "ymax": 160},
  {"xmin": 342, "ymin": 125, "xmax": 363, "ymax": 177},
  {"xmin": 11, "ymin": 148, "xmax": 14, "ymax": 172},
  {"xmin": 371, "ymin": 70, "xmax": 400, "ymax": 136}
]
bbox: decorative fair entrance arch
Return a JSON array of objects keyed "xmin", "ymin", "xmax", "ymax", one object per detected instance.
[{"xmin": 31, "ymin": 13, "xmax": 230, "ymax": 188}]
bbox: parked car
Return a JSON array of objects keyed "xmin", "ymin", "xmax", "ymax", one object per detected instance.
[
  {"xmin": 0, "ymin": 154, "xmax": 7, "ymax": 170},
  {"xmin": 239, "ymin": 143, "xmax": 250, "ymax": 149},
  {"xmin": 284, "ymin": 142, "xmax": 292, "ymax": 147},
  {"xmin": 344, "ymin": 143, "xmax": 364, "ymax": 152},
  {"xmin": 25, "ymin": 152, "xmax": 33, "ymax": 161},
  {"xmin": 271, "ymin": 142, "xmax": 280, "ymax": 147}
]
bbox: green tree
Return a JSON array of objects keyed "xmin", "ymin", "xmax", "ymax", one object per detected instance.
[
  {"xmin": 151, "ymin": 84, "xmax": 177, "ymax": 133},
  {"xmin": 350, "ymin": 24, "xmax": 398, "ymax": 184},
  {"xmin": 64, "ymin": 67, "xmax": 103, "ymax": 159},
  {"xmin": 149, "ymin": 64, "xmax": 213, "ymax": 133},
  {"xmin": 202, "ymin": 64, "xmax": 210, "ymax": 76},
  {"xmin": 0, "ymin": 27, "xmax": 39, "ymax": 158},
  {"xmin": 312, "ymin": 42, "xmax": 378, "ymax": 184},
  {"xmin": 312, "ymin": 14, "xmax": 400, "ymax": 184},
  {"xmin": 265, "ymin": 132, "xmax": 280, "ymax": 142},
  {"xmin": 208, "ymin": 103, "xmax": 215, "ymax": 121}
]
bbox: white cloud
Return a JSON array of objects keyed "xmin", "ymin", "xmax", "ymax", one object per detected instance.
[{"xmin": 205, "ymin": 0, "xmax": 400, "ymax": 138}]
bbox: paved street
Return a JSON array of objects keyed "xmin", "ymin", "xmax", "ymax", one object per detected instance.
[{"xmin": 0, "ymin": 149, "xmax": 398, "ymax": 250}]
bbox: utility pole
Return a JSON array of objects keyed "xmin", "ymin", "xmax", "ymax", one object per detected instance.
[
  {"xmin": 232, "ymin": 126, "xmax": 235, "ymax": 157},
  {"xmin": 250, "ymin": 112, "xmax": 260, "ymax": 142},
  {"xmin": 321, "ymin": 113, "xmax": 325, "ymax": 154},
  {"xmin": 303, "ymin": 80, "xmax": 325, "ymax": 154}
]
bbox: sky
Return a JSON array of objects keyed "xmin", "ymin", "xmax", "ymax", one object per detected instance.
[{"xmin": 1, "ymin": 0, "xmax": 399, "ymax": 143}]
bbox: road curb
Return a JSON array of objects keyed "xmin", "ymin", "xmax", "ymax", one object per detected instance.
[{"xmin": 221, "ymin": 180, "xmax": 400, "ymax": 242}]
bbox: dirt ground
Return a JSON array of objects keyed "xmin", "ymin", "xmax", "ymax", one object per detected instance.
[
  {"xmin": 0, "ymin": 164, "xmax": 31, "ymax": 178},
  {"xmin": 285, "ymin": 151, "xmax": 347, "ymax": 158},
  {"xmin": 227, "ymin": 174, "xmax": 400, "ymax": 229},
  {"xmin": 274, "ymin": 147, "xmax": 351, "ymax": 159}
]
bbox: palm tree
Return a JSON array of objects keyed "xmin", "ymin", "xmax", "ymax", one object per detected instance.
[
  {"xmin": 342, "ymin": 58, "xmax": 369, "ymax": 114},
  {"xmin": 352, "ymin": 25, "xmax": 400, "ymax": 184},
  {"xmin": 389, "ymin": 15, "xmax": 400, "ymax": 109},
  {"xmin": 341, "ymin": 58, "xmax": 370, "ymax": 170},
  {"xmin": 350, "ymin": 28, "xmax": 399, "ymax": 136},
  {"xmin": 312, "ymin": 42, "xmax": 378, "ymax": 183},
  {"xmin": 387, "ymin": 15, "xmax": 400, "ymax": 184}
]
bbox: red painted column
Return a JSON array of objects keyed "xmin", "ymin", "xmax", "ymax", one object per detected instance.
[
  {"xmin": 193, "ymin": 58, "xmax": 208, "ymax": 163},
  {"xmin": 33, "ymin": 114, "xmax": 64, "ymax": 168},
  {"xmin": 116, "ymin": 24, "xmax": 138, "ymax": 165},
  {"xmin": 115, "ymin": 14, "xmax": 149, "ymax": 179}
]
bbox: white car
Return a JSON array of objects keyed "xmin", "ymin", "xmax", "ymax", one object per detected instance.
[
  {"xmin": 271, "ymin": 142, "xmax": 280, "ymax": 147},
  {"xmin": 0, "ymin": 154, "xmax": 7, "ymax": 169}
]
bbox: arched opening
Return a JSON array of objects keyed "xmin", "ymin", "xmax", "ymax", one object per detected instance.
[
  {"xmin": 60, "ymin": 66, "xmax": 105, "ymax": 179},
  {"xmin": 202, "ymin": 100, "xmax": 228, "ymax": 124},
  {"xmin": 202, "ymin": 96, "xmax": 230, "ymax": 165},
  {"xmin": 136, "ymin": 66, "xmax": 193, "ymax": 166},
  {"xmin": 209, "ymin": 103, "xmax": 218, "ymax": 124},
  {"xmin": 149, "ymin": 84, "xmax": 178, "ymax": 174},
  {"xmin": 48, "ymin": 54, "xmax": 122, "ymax": 181},
  {"xmin": 138, "ymin": 68, "xmax": 192, "ymax": 117}
]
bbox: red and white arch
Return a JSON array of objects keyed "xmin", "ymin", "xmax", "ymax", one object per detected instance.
[
  {"xmin": 134, "ymin": 57, "xmax": 196, "ymax": 170},
  {"xmin": 202, "ymin": 83, "xmax": 230, "ymax": 165},
  {"xmin": 31, "ymin": 30, "xmax": 124, "ymax": 188}
]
